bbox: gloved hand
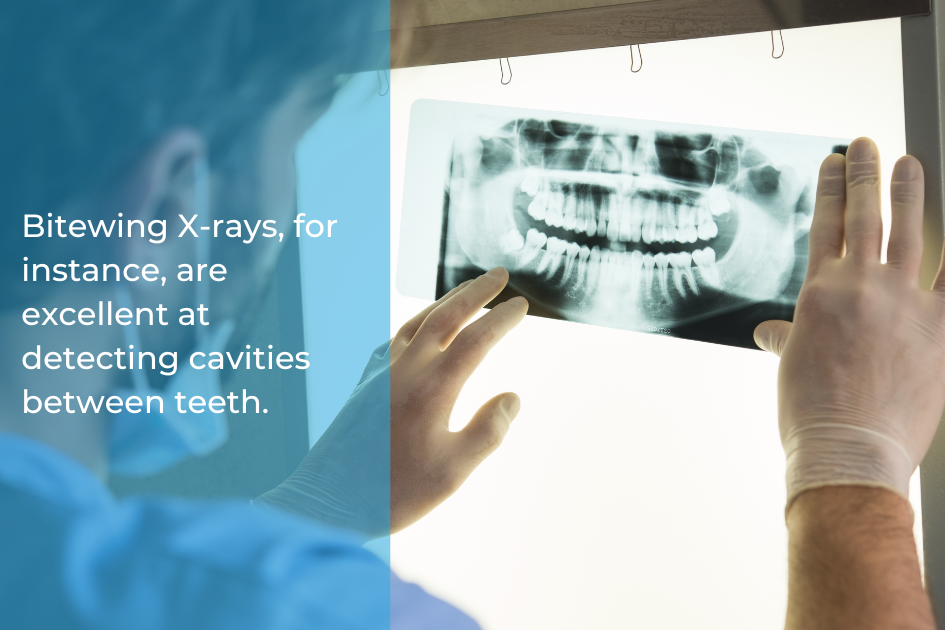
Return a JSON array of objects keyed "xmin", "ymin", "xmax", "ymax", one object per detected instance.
[
  {"xmin": 256, "ymin": 268, "xmax": 528, "ymax": 538},
  {"xmin": 754, "ymin": 138, "xmax": 945, "ymax": 510}
]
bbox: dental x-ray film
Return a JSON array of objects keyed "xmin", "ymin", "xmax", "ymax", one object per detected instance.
[{"xmin": 398, "ymin": 100, "xmax": 848, "ymax": 349}]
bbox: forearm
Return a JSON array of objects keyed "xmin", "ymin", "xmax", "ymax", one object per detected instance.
[{"xmin": 785, "ymin": 486, "xmax": 933, "ymax": 630}]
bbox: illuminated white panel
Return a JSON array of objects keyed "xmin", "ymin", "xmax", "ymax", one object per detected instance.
[{"xmin": 388, "ymin": 19, "xmax": 914, "ymax": 630}]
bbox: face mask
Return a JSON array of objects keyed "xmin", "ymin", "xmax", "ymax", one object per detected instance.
[{"xmin": 108, "ymin": 157, "xmax": 235, "ymax": 477}]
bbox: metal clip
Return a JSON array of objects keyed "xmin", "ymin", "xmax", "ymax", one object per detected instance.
[
  {"xmin": 630, "ymin": 44, "xmax": 643, "ymax": 73},
  {"xmin": 500, "ymin": 58, "xmax": 513, "ymax": 85},
  {"xmin": 771, "ymin": 30, "xmax": 784, "ymax": 59},
  {"xmin": 376, "ymin": 69, "xmax": 390, "ymax": 96}
]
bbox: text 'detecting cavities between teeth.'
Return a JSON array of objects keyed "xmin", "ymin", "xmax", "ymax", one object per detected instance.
[{"xmin": 411, "ymin": 101, "xmax": 847, "ymax": 350}]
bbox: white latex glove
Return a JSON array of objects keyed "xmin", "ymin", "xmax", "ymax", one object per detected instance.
[
  {"xmin": 257, "ymin": 268, "xmax": 528, "ymax": 538},
  {"xmin": 755, "ymin": 138, "xmax": 945, "ymax": 509}
]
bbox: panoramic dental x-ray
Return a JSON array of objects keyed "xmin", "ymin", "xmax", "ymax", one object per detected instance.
[{"xmin": 407, "ymin": 102, "xmax": 846, "ymax": 349}]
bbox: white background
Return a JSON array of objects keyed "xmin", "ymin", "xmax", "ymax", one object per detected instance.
[{"xmin": 379, "ymin": 18, "xmax": 916, "ymax": 630}]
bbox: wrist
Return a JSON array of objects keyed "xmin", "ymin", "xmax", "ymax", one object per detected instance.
[
  {"xmin": 255, "ymin": 477, "xmax": 385, "ymax": 543},
  {"xmin": 787, "ymin": 485, "xmax": 914, "ymax": 532}
]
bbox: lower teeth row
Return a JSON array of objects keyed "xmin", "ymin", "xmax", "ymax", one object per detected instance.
[{"xmin": 501, "ymin": 228, "xmax": 721, "ymax": 301}]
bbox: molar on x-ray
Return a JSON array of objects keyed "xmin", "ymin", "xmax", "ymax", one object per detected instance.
[{"xmin": 433, "ymin": 105, "xmax": 847, "ymax": 349}]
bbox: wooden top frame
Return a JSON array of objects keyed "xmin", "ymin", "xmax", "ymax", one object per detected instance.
[{"xmin": 391, "ymin": 0, "xmax": 931, "ymax": 68}]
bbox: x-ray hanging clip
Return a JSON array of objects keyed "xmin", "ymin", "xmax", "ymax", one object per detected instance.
[
  {"xmin": 499, "ymin": 58, "xmax": 513, "ymax": 85},
  {"xmin": 376, "ymin": 69, "xmax": 390, "ymax": 96},
  {"xmin": 630, "ymin": 44, "xmax": 643, "ymax": 73},
  {"xmin": 771, "ymin": 30, "xmax": 785, "ymax": 59}
]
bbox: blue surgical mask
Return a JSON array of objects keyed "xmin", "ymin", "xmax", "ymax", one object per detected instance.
[
  {"xmin": 108, "ymin": 307, "xmax": 234, "ymax": 476},
  {"xmin": 108, "ymin": 157, "xmax": 235, "ymax": 476}
]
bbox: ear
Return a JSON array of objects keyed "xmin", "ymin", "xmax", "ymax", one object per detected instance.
[
  {"xmin": 115, "ymin": 128, "xmax": 206, "ymax": 270},
  {"xmin": 122, "ymin": 128, "xmax": 205, "ymax": 225}
]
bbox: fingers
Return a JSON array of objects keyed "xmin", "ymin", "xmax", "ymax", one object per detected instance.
[
  {"xmin": 392, "ymin": 280, "xmax": 472, "ymax": 350},
  {"xmin": 754, "ymin": 320, "xmax": 793, "ymax": 357},
  {"xmin": 441, "ymin": 296, "xmax": 529, "ymax": 383},
  {"xmin": 843, "ymin": 138, "xmax": 884, "ymax": 261},
  {"xmin": 886, "ymin": 156, "xmax": 926, "ymax": 279},
  {"xmin": 807, "ymin": 154, "xmax": 847, "ymax": 277},
  {"xmin": 411, "ymin": 267, "xmax": 511, "ymax": 351},
  {"xmin": 453, "ymin": 392, "xmax": 521, "ymax": 475}
]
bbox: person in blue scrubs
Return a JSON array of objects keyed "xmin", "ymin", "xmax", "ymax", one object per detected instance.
[{"xmin": 0, "ymin": 1, "xmax": 528, "ymax": 628}]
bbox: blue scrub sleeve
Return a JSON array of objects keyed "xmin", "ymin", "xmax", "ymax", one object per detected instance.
[{"xmin": 0, "ymin": 433, "xmax": 480, "ymax": 630}]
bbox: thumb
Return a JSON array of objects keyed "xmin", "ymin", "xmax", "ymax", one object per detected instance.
[
  {"xmin": 753, "ymin": 320, "xmax": 792, "ymax": 357},
  {"xmin": 454, "ymin": 392, "xmax": 521, "ymax": 474}
]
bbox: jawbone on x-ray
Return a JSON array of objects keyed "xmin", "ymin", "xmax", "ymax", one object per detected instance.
[{"xmin": 418, "ymin": 102, "xmax": 846, "ymax": 349}]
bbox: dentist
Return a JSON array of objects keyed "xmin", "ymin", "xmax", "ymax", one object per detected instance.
[
  {"xmin": 0, "ymin": 1, "xmax": 524, "ymax": 628},
  {"xmin": 1, "ymin": 1, "xmax": 943, "ymax": 629}
]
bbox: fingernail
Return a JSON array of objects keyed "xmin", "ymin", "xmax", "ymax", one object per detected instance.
[
  {"xmin": 894, "ymin": 156, "xmax": 920, "ymax": 182},
  {"xmin": 500, "ymin": 394, "xmax": 521, "ymax": 422},
  {"xmin": 822, "ymin": 154, "xmax": 845, "ymax": 177},
  {"xmin": 847, "ymin": 138, "xmax": 875, "ymax": 163},
  {"xmin": 486, "ymin": 267, "xmax": 507, "ymax": 279}
]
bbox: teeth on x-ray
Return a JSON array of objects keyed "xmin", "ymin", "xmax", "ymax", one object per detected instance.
[
  {"xmin": 437, "ymin": 110, "xmax": 842, "ymax": 341},
  {"xmin": 513, "ymin": 168, "xmax": 726, "ymax": 299}
]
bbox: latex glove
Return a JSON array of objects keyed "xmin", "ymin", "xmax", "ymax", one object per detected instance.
[
  {"xmin": 754, "ymin": 138, "xmax": 945, "ymax": 509},
  {"xmin": 257, "ymin": 267, "xmax": 528, "ymax": 538}
]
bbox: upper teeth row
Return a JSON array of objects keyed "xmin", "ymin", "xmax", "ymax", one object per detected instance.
[{"xmin": 524, "ymin": 183, "xmax": 730, "ymax": 245}]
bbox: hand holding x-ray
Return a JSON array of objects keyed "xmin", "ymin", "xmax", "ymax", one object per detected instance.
[
  {"xmin": 388, "ymin": 267, "xmax": 528, "ymax": 533},
  {"xmin": 755, "ymin": 138, "xmax": 945, "ymax": 508},
  {"xmin": 258, "ymin": 268, "xmax": 527, "ymax": 537}
]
